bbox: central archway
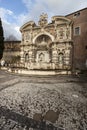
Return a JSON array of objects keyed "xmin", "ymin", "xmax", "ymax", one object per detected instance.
[{"xmin": 33, "ymin": 32, "xmax": 54, "ymax": 44}]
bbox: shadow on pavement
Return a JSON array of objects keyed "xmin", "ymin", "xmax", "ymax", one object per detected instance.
[{"xmin": 0, "ymin": 106, "xmax": 64, "ymax": 130}]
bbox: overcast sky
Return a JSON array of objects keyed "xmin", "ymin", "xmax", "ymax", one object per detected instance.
[{"xmin": 0, "ymin": 0, "xmax": 87, "ymax": 40}]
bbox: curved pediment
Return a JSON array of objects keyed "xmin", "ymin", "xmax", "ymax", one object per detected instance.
[
  {"xmin": 20, "ymin": 21, "xmax": 36, "ymax": 32},
  {"xmin": 51, "ymin": 16, "xmax": 72, "ymax": 25}
]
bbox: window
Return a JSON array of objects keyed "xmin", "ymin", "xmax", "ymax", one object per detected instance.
[
  {"xmin": 74, "ymin": 27, "xmax": 80, "ymax": 35},
  {"xmin": 74, "ymin": 12, "xmax": 80, "ymax": 18}
]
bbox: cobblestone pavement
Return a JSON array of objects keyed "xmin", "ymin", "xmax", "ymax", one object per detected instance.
[{"xmin": 0, "ymin": 70, "xmax": 87, "ymax": 130}]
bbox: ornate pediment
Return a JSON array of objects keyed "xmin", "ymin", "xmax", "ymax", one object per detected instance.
[
  {"xmin": 20, "ymin": 21, "xmax": 36, "ymax": 31},
  {"xmin": 51, "ymin": 16, "xmax": 72, "ymax": 25}
]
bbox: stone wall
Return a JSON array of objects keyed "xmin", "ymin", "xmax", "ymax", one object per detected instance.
[{"xmin": 3, "ymin": 41, "xmax": 21, "ymax": 65}]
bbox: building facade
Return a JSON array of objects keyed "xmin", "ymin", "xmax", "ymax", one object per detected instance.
[
  {"xmin": 3, "ymin": 8, "xmax": 87, "ymax": 72},
  {"xmin": 20, "ymin": 14, "xmax": 73, "ymax": 71},
  {"xmin": 66, "ymin": 7, "xmax": 87, "ymax": 70}
]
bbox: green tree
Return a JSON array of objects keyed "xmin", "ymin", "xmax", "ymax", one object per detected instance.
[{"xmin": 0, "ymin": 18, "xmax": 4, "ymax": 60}]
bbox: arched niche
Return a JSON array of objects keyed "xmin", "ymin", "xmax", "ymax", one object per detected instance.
[
  {"xmin": 35, "ymin": 34, "xmax": 52, "ymax": 46},
  {"xmin": 33, "ymin": 32, "xmax": 54, "ymax": 44},
  {"xmin": 24, "ymin": 53, "xmax": 29, "ymax": 62},
  {"xmin": 58, "ymin": 52, "xmax": 64, "ymax": 64}
]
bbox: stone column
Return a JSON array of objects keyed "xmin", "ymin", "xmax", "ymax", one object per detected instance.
[
  {"xmin": 64, "ymin": 42, "xmax": 72, "ymax": 69},
  {"xmin": 20, "ymin": 43, "xmax": 25, "ymax": 63},
  {"xmin": 51, "ymin": 43, "xmax": 58, "ymax": 63}
]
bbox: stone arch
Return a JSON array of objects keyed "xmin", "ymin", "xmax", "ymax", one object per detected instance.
[{"xmin": 33, "ymin": 32, "xmax": 54, "ymax": 44}]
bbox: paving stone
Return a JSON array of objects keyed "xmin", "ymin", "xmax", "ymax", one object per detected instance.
[{"xmin": 0, "ymin": 70, "xmax": 87, "ymax": 130}]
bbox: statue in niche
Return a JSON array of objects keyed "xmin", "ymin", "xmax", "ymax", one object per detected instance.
[
  {"xmin": 54, "ymin": 24, "xmax": 57, "ymax": 39},
  {"xmin": 66, "ymin": 27, "xmax": 70, "ymax": 39},
  {"xmin": 40, "ymin": 37, "xmax": 47, "ymax": 46},
  {"xmin": 54, "ymin": 30, "xmax": 57, "ymax": 40},
  {"xmin": 42, "ymin": 37, "xmax": 45, "ymax": 41},
  {"xmin": 25, "ymin": 53, "xmax": 29, "ymax": 62},
  {"xmin": 58, "ymin": 53, "xmax": 64, "ymax": 66},
  {"xmin": 42, "ymin": 37, "xmax": 45, "ymax": 43},
  {"xmin": 39, "ymin": 53, "xmax": 44, "ymax": 62}
]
